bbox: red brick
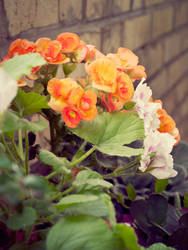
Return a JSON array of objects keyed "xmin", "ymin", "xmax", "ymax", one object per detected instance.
[
  {"xmin": 167, "ymin": 51, "xmax": 188, "ymax": 86},
  {"xmin": 136, "ymin": 41, "xmax": 164, "ymax": 76},
  {"xmin": 59, "ymin": 0, "xmax": 82, "ymax": 23},
  {"xmin": 164, "ymin": 32, "xmax": 181, "ymax": 63},
  {"xmin": 101, "ymin": 23, "xmax": 122, "ymax": 54},
  {"xmin": 149, "ymin": 69, "xmax": 168, "ymax": 99},
  {"xmin": 175, "ymin": 1, "xmax": 188, "ymax": 27},
  {"xmin": 152, "ymin": 6, "xmax": 173, "ymax": 39},
  {"xmin": 112, "ymin": 0, "xmax": 130, "ymax": 14},
  {"xmin": 124, "ymin": 14, "xmax": 151, "ymax": 50}
]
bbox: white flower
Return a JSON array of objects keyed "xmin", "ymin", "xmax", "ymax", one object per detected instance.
[
  {"xmin": 0, "ymin": 68, "xmax": 18, "ymax": 114},
  {"xmin": 132, "ymin": 79, "xmax": 161, "ymax": 135},
  {"xmin": 140, "ymin": 130, "xmax": 177, "ymax": 179}
]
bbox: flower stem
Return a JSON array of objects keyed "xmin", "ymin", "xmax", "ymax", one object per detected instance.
[
  {"xmin": 104, "ymin": 157, "xmax": 140, "ymax": 179},
  {"xmin": 1, "ymin": 135, "xmax": 16, "ymax": 162},
  {"xmin": 45, "ymin": 146, "xmax": 96, "ymax": 180},
  {"xmin": 18, "ymin": 129, "xmax": 24, "ymax": 160},
  {"xmin": 51, "ymin": 186, "xmax": 75, "ymax": 201},
  {"xmin": 104, "ymin": 171, "xmax": 136, "ymax": 179},
  {"xmin": 24, "ymin": 129, "xmax": 29, "ymax": 175},
  {"xmin": 174, "ymin": 192, "xmax": 183, "ymax": 217},
  {"xmin": 70, "ymin": 146, "xmax": 96, "ymax": 167},
  {"xmin": 45, "ymin": 171, "xmax": 58, "ymax": 180},
  {"xmin": 71, "ymin": 140, "xmax": 87, "ymax": 162}
]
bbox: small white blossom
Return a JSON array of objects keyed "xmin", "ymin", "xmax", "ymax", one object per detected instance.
[
  {"xmin": 132, "ymin": 79, "xmax": 161, "ymax": 135},
  {"xmin": 140, "ymin": 130, "xmax": 177, "ymax": 179},
  {"xmin": 0, "ymin": 68, "xmax": 18, "ymax": 114}
]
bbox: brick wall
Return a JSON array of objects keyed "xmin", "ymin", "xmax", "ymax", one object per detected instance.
[{"xmin": 0, "ymin": 0, "xmax": 188, "ymax": 141}]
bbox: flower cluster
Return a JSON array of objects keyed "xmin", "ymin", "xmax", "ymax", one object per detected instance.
[
  {"xmin": 133, "ymin": 81, "xmax": 180, "ymax": 178},
  {"xmin": 47, "ymin": 78, "xmax": 97, "ymax": 128},
  {"xmin": 1, "ymin": 32, "xmax": 180, "ymax": 179}
]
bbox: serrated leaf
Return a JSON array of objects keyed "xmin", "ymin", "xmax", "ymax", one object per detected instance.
[
  {"xmin": 72, "ymin": 112, "xmax": 144, "ymax": 157},
  {"xmin": 2, "ymin": 53, "xmax": 46, "ymax": 80},
  {"xmin": 39, "ymin": 149, "xmax": 71, "ymax": 175},
  {"xmin": 101, "ymin": 193, "xmax": 116, "ymax": 228},
  {"xmin": 155, "ymin": 179, "xmax": 168, "ymax": 193},
  {"xmin": 46, "ymin": 215, "xmax": 124, "ymax": 250},
  {"xmin": 126, "ymin": 184, "xmax": 136, "ymax": 201},
  {"xmin": 62, "ymin": 196, "xmax": 108, "ymax": 217},
  {"xmin": 56, "ymin": 194, "xmax": 99, "ymax": 211},
  {"xmin": 73, "ymin": 170, "xmax": 112, "ymax": 193},
  {"xmin": 74, "ymin": 179, "xmax": 113, "ymax": 190},
  {"xmin": 13, "ymin": 89, "xmax": 49, "ymax": 116},
  {"xmin": 115, "ymin": 224, "xmax": 140, "ymax": 250},
  {"xmin": 7, "ymin": 207, "xmax": 36, "ymax": 230},
  {"xmin": 1, "ymin": 110, "xmax": 48, "ymax": 132}
]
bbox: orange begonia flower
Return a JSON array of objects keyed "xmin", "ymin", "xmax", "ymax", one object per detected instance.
[
  {"xmin": 170, "ymin": 127, "xmax": 180, "ymax": 146},
  {"xmin": 77, "ymin": 90, "xmax": 98, "ymax": 121},
  {"xmin": 101, "ymin": 92, "xmax": 123, "ymax": 112},
  {"xmin": 36, "ymin": 38, "xmax": 68, "ymax": 64},
  {"xmin": 129, "ymin": 65, "xmax": 147, "ymax": 80},
  {"xmin": 67, "ymin": 87, "xmax": 84, "ymax": 106},
  {"xmin": 157, "ymin": 108, "xmax": 180, "ymax": 146},
  {"xmin": 107, "ymin": 48, "xmax": 147, "ymax": 81},
  {"xmin": 114, "ymin": 72, "xmax": 134, "ymax": 103},
  {"xmin": 107, "ymin": 94, "xmax": 124, "ymax": 112},
  {"xmin": 56, "ymin": 33, "xmax": 80, "ymax": 53},
  {"xmin": 8, "ymin": 39, "xmax": 36, "ymax": 57},
  {"xmin": 85, "ymin": 45, "xmax": 105, "ymax": 61},
  {"xmin": 157, "ymin": 109, "xmax": 176, "ymax": 133},
  {"xmin": 48, "ymin": 96, "xmax": 67, "ymax": 112},
  {"xmin": 62, "ymin": 106, "xmax": 81, "ymax": 128},
  {"xmin": 87, "ymin": 58, "xmax": 117, "ymax": 93},
  {"xmin": 47, "ymin": 78, "xmax": 82, "ymax": 100},
  {"xmin": 117, "ymin": 47, "xmax": 139, "ymax": 69},
  {"xmin": 73, "ymin": 44, "xmax": 89, "ymax": 63}
]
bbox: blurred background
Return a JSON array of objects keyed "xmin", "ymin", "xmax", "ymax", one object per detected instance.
[{"xmin": 0, "ymin": 0, "xmax": 187, "ymax": 141}]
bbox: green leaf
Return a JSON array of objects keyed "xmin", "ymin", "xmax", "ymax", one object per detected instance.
[
  {"xmin": 32, "ymin": 83, "xmax": 45, "ymax": 94},
  {"xmin": 23, "ymin": 175, "xmax": 48, "ymax": 192},
  {"xmin": 62, "ymin": 195, "xmax": 108, "ymax": 217},
  {"xmin": 39, "ymin": 149, "xmax": 71, "ymax": 175},
  {"xmin": 155, "ymin": 179, "xmax": 168, "ymax": 193},
  {"xmin": 24, "ymin": 199, "xmax": 56, "ymax": 217},
  {"xmin": 183, "ymin": 193, "xmax": 188, "ymax": 209},
  {"xmin": 115, "ymin": 223, "xmax": 140, "ymax": 250},
  {"xmin": 7, "ymin": 207, "xmax": 36, "ymax": 230},
  {"xmin": 2, "ymin": 53, "xmax": 46, "ymax": 80},
  {"xmin": 73, "ymin": 170, "xmax": 112, "ymax": 193},
  {"xmin": 72, "ymin": 112, "xmax": 144, "ymax": 157},
  {"xmin": 126, "ymin": 184, "xmax": 136, "ymax": 201},
  {"xmin": 1, "ymin": 110, "xmax": 48, "ymax": 133},
  {"xmin": 147, "ymin": 243, "xmax": 175, "ymax": 250},
  {"xmin": 46, "ymin": 215, "xmax": 124, "ymax": 250},
  {"xmin": 13, "ymin": 89, "xmax": 49, "ymax": 116},
  {"xmin": 56, "ymin": 194, "xmax": 99, "ymax": 211},
  {"xmin": 0, "ymin": 153, "xmax": 12, "ymax": 169},
  {"xmin": 101, "ymin": 193, "xmax": 116, "ymax": 228}
]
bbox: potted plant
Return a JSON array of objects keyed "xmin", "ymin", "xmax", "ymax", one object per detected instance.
[{"xmin": 0, "ymin": 32, "xmax": 187, "ymax": 250}]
